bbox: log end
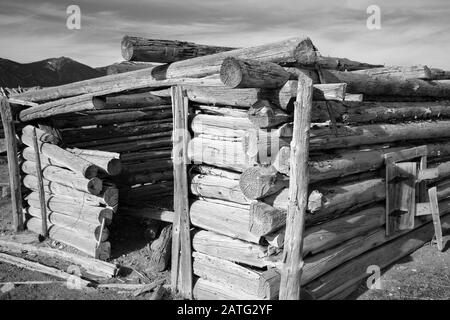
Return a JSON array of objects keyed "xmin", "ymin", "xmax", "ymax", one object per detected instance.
[
  {"xmin": 96, "ymin": 241, "xmax": 111, "ymax": 260},
  {"xmin": 293, "ymin": 37, "xmax": 318, "ymax": 66},
  {"xmin": 239, "ymin": 165, "xmax": 282, "ymax": 200},
  {"xmin": 220, "ymin": 57, "xmax": 243, "ymax": 88},
  {"xmin": 121, "ymin": 35, "xmax": 135, "ymax": 61},
  {"xmin": 107, "ymin": 159, "xmax": 122, "ymax": 176},
  {"xmin": 87, "ymin": 177, "xmax": 103, "ymax": 196},
  {"xmin": 84, "ymin": 164, "xmax": 99, "ymax": 179}
]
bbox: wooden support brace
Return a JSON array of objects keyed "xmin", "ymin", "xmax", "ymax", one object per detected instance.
[
  {"xmin": 0, "ymin": 98, "xmax": 23, "ymax": 231},
  {"xmin": 170, "ymin": 85, "xmax": 193, "ymax": 299},
  {"xmin": 279, "ymin": 74, "xmax": 314, "ymax": 300}
]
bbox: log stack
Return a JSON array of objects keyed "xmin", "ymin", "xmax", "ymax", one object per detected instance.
[
  {"xmin": 19, "ymin": 125, "xmax": 119, "ymax": 260},
  {"xmin": 180, "ymin": 59, "xmax": 450, "ymax": 299}
]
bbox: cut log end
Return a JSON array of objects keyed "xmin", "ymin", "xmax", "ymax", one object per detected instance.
[
  {"xmin": 106, "ymin": 159, "xmax": 122, "ymax": 176},
  {"xmin": 84, "ymin": 164, "xmax": 99, "ymax": 179},
  {"xmin": 220, "ymin": 57, "xmax": 244, "ymax": 88},
  {"xmin": 239, "ymin": 165, "xmax": 286, "ymax": 200},
  {"xmin": 121, "ymin": 36, "xmax": 134, "ymax": 61},
  {"xmin": 87, "ymin": 177, "xmax": 103, "ymax": 195}
]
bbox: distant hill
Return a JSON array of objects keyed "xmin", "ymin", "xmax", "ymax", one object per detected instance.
[{"xmin": 0, "ymin": 57, "xmax": 106, "ymax": 88}]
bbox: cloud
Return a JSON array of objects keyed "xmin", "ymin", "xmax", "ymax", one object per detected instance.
[{"xmin": 0, "ymin": 0, "xmax": 449, "ymax": 69}]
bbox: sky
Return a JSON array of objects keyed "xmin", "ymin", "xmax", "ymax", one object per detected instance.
[{"xmin": 0, "ymin": 0, "xmax": 449, "ymax": 69}]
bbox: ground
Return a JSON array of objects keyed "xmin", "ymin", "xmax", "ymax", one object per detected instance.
[{"xmin": 0, "ymin": 160, "xmax": 449, "ymax": 300}]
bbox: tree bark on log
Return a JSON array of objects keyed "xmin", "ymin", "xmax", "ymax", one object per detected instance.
[
  {"xmin": 220, "ymin": 57, "xmax": 290, "ymax": 88},
  {"xmin": 102, "ymin": 91, "xmax": 171, "ymax": 109},
  {"xmin": 350, "ymin": 65, "xmax": 431, "ymax": 79},
  {"xmin": 121, "ymin": 36, "xmax": 238, "ymax": 62},
  {"xmin": 25, "ymin": 217, "xmax": 111, "ymax": 260},
  {"xmin": 13, "ymin": 37, "xmax": 317, "ymax": 103},
  {"xmin": 21, "ymin": 161, "xmax": 103, "ymax": 195}
]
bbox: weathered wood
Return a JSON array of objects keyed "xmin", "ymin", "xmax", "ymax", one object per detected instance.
[
  {"xmin": 193, "ymin": 252, "xmax": 279, "ymax": 299},
  {"xmin": 120, "ymin": 149, "xmax": 171, "ymax": 163},
  {"xmin": 22, "ymin": 127, "xmax": 99, "ymax": 179},
  {"xmin": 147, "ymin": 224, "xmax": 172, "ymax": 272},
  {"xmin": 121, "ymin": 36, "xmax": 237, "ymax": 62},
  {"xmin": 13, "ymin": 37, "xmax": 317, "ymax": 103},
  {"xmin": 248, "ymin": 100, "xmax": 291, "ymax": 129},
  {"xmin": 316, "ymin": 56, "xmax": 383, "ymax": 71},
  {"xmin": 66, "ymin": 148, "xmax": 120, "ymax": 159},
  {"xmin": 429, "ymin": 68, "xmax": 450, "ymax": 80},
  {"xmin": 196, "ymin": 104, "xmax": 248, "ymax": 118},
  {"xmin": 170, "ymin": 86, "xmax": 192, "ymax": 299},
  {"xmin": 20, "ymin": 95, "xmax": 106, "ymax": 121},
  {"xmin": 120, "ymin": 206, "xmax": 174, "ymax": 223},
  {"xmin": 22, "ymin": 175, "xmax": 117, "ymax": 207},
  {"xmin": 306, "ymin": 213, "xmax": 450, "ymax": 299},
  {"xmin": 72, "ymin": 131, "xmax": 172, "ymax": 149},
  {"xmin": 220, "ymin": 57, "xmax": 290, "ymax": 88},
  {"xmin": 321, "ymin": 69, "xmax": 450, "ymax": 99},
  {"xmin": 106, "ymin": 61, "xmax": 158, "ymax": 74},
  {"xmin": 26, "ymin": 218, "xmax": 110, "ymax": 260},
  {"xmin": 351, "ymin": 65, "xmax": 432, "ymax": 79},
  {"xmin": 192, "ymin": 230, "xmax": 277, "ymax": 268},
  {"xmin": 239, "ymin": 165, "xmax": 288, "ymax": 200},
  {"xmin": 25, "ymin": 207, "xmax": 109, "ymax": 242},
  {"xmin": 190, "ymin": 199, "xmax": 260, "ymax": 243},
  {"xmin": 0, "ymin": 98, "xmax": 23, "ymax": 231},
  {"xmin": 25, "ymin": 192, "xmax": 114, "ymax": 223},
  {"xmin": 279, "ymin": 74, "xmax": 313, "ymax": 300},
  {"xmin": 51, "ymin": 107, "xmax": 172, "ymax": 128},
  {"xmin": 192, "ymin": 165, "xmax": 241, "ymax": 180},
  {"xmin": 21, "ymin": 161, "xmax": 103, "ymax": 195},
  {"xmin": 88, "ymin": 137, "xmax": 172, "ymax": 153},
  {"xmin": 191, "ymin": 174, "xmax": 248, "ymax": 205},
  {"xmin": 193, "ymin": 277, "xmax": 260, "ymax": 300},
  {"xmin": 0, "ymin": 239, "xmax": 117, "ymax": 278},
  {"xmin": 0, "ymin": 252, "xmax": 90, "ymax": 286},
  {"xmin": 102, "ymin": 91, "xmax": 170, "ymax": 109},
  {"xmin": 249, "ymin": 201, "xmax": 285, "ymax": 236},
  {"xmin": 30, "ymin": 127, "xmax": 48, "ymax": 237}
]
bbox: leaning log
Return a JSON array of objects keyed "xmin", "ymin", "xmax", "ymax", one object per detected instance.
[{"xmin": 101, "ymin": 91, "xmax": 170, "ymax": 109}]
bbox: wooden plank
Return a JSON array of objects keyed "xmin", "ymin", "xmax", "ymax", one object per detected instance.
[
  {"xmin": 279, "ymin": 74, "xmax": 313, "ymax": 300},
  {"xmin": 31, "ymin": 127, "xmax": 48, "ymax": 237},
  {"xmin": 170, "ymin": 85, "xmax": 192, "ymax": 299},
  {"xmin": 0, "ymin": 98, "xmax": 23, "ymax": 231},
  {"xmin": 428, "ymin": 187, "xmax": 443, "ymax": 251}
]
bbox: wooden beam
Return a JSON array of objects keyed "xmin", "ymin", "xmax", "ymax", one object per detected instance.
[
  {"xmin": 220, "ymin": 57, "xmax": 290, "ymax": 88},
  {"xmin": 0, "ymin": 98, "xmax": 23, "ymax": 231},
  {"xmin": 170, "ymin": 85, "xmax": 192, "ymax": 299},
  {"xmin": 279, "ymin": 74, "xmax": 313, "ymax": 299}
]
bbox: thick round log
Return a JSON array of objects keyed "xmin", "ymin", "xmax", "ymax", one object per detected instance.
[
  {"xmin": 21, "ymin": 161, "xmax": 103, "ymax": 195},
  {"xmin": 248, "ymin": 100, "xmax": 291, "ymax": 129},
  {"xmin": 191, "ymin": 174, "xmax": 249, "ymax": 205},
  {"xmin": 102, "ymin": 91, "xmax": 170, "ymax": 109},
  {"xmin": 13, "ymin": 37, "xmax": 317, "ymax": 103},
  {"xmin": 20, "ymin": 95, "xmax": 106, "ymax": 121},
  {"xmin": 25, "ymin": 218, "xmax": 111, "ymax": 260},
  {"xmin": 20, "ymin": 137, "xmax": 99, "ymax": 179},
  {"xmin": 321, "ymin": 69, "xmax": 450, "ymax": 99},
  {"xmin": 26, "ymin": 207, "xmax": 109, "ymax": 242},
  {"xmin": 22, "ymin": 175, "xmax": 116, "ymax": 207},
  {"xmin": 239, "ymin": 165, "xmax": 289, "ymax": 200},
  {"xmin": 121, "ymin": 36, "xmax": 237, "ymax": 62},
  {"xmin": 220, "ymin": 57, "xmax": 290, "ymax": 89},
  {"xmin": 25, "ymin": 192, "xmax": 114, "ymax": 223}
]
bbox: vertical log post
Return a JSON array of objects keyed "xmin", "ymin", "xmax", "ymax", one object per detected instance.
[
  {"xmin": 0, "ymin": 98, "xmax": 23, "ymax": 231},
  {"xmin": 31, "ymin": 127, "xmax": 48, "ymax": 238},
  {"xmin": 279, "ymin": 74, "xmax": 314, "ymax": 299},
  {"xmin": 170, "ymin": 85, "xmax": 193, "ymax": 299}
]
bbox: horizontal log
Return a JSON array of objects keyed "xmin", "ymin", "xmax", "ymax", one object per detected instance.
[
  {"xmin": 309, "ymin": 120, "xmax": 450, "ymax": 150},
  {"xmin": 120, "ymin": 149, "xmax": 172, "ymax": 163},
  {"xmin": 13, "ymin": 37, "xmax": 317, "ymax": 103},
  {"xmin": 22, "ymin": 175, "xmax": 118, "ymax": 207},
  {"xmin": 21, "ymin": 161, "xmax": 102, "ymax": 195},
  {"xmin": 321, "ymin": 69, "xmax": 450, "ymax": 99},
  {"xmin": 106, "ymin": 61, "xmax": 158, "ymax": 74},
  {"xmin": 195, "ymin": 104, "xmax": 248, "ymax": 118},
  {"xmin": 120, "ymin": 182, "xmax": 174, "ymax": 202},
  {"xmin": 102, "ymin": 91, "xmax": 170, "ymax": 109},
  {"xmin": 316, "ymin": 56, "xmax": 383, "ymax": 71},
  {"xmin": 429, "ymin": 68, "xmax": 450, "ymax": 80},
  {"xmin": 192, "ymin": 230, "xmax": 278, "ymax": 268},
  {"xmin": 88, "ymin": 137, "xmax": 172, "ymax": 153},
  {"xmin": 26, "ymin": 217, "xmax": 111, "ymax": 260},
  {"xmin": 21, "ymin": 133, "xmax": 99, "ymax": 179},
  {"xmin": 0, "ymin": 239, "xmax": 117, "ymax": 278},
  {"xmin": 193, "ymin": 277, "xmax": 261, "ymax": 300},
  {"xmin": 191, "ymin": 174, "xmax": 249, "ymax": 205},
  {"xmin": 220, "ymin": 57, "xmax": 290, "ymax": 88},
  {"xmin": 121, "ymin": 36, "xmax": 237, "ymax": 62},
  {"xmin": 192, "ymin": 165, "xmax": 241, "ymax": 180},
  {"xmin": 117, "ymin": 169, "xmax": 173, "ymax": 186},
  {"xmin": 247, "ymin": 100, "xmax": 291, "ymax": 129},
  {"xmin": 193, "ymin": 252, "xmax": 279, "ymax": 299},
  {"xmin": 26, "ymin": 207, "xmax": 109, "ymax": 242},
  {"xmin": 25, "ymin": 192, "xmax": 114, "ymax": 223},
  {"xmin": 67, "ymin": 148, "xmax": 120, "ymax": 159},
  {"xmin": 120, "ymin": 205, "xmax": 174, "ymax": 223},
  {"xmin": 239, "ymin": 165, "xmax": 288, "ymax": 200},
  {"xmin": 350, "ymin": 65, "xmax": 431, "ymax": 79},
  {"xmin": 51, "ymin": 107, "xmax": 172, "ymax": 128},
  {"xmin": 190, "ymin": 199, "xmax": 260, "ymax": 243},
  {"xmin": 61, "ymin": 122, "xmax": 173, "ymax": 144},
  {"xmin": 72, "ymin": 131, "xmax": 172, "ymax": 149}
]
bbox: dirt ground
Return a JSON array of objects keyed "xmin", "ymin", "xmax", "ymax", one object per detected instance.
[{"xmin": 0, "ymin": 160, "xmax": 449, "ymax": 300}]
